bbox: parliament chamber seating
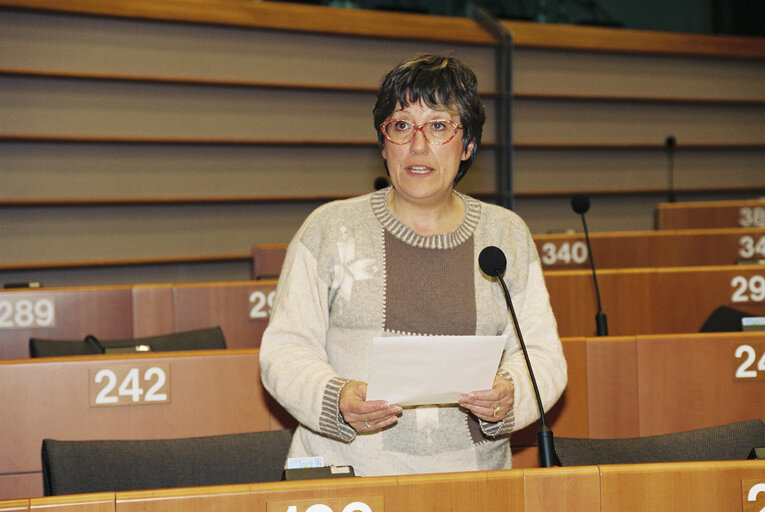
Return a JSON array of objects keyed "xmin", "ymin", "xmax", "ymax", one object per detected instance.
[
  {"xmin": 2, "ymin": 331, "xmax": 763, "ymax": 498},
  {"xmin": 1, "ymin": 262, "xmax": 763, "ymax": 357}
]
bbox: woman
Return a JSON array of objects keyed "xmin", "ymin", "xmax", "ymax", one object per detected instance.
[{"xmin": 259, "ymin": 54, "xmax": 567, "ymax": 475}]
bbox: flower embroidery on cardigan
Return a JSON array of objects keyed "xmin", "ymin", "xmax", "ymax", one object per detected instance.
[{"xmin": 331, "ymin": 237, "xmax": 376, "ymax": 302}]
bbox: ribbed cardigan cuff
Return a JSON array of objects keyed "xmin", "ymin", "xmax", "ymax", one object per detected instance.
[
  {"xmin": 319, "ymin": 376, "xmax": 356, "ymax": 442},
  {"xmin": 479, "ymin": 371, "xmax": 516, "ymax": 437}
]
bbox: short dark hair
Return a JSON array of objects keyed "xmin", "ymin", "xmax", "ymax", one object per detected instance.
[{"xmin": 373, "ymin": 54, "xmax": 485, "ymax": 185}]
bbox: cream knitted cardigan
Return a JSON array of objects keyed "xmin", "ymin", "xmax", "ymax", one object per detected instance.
[{"xmin": 259, "ymin": 189, "xmax": 567, "ymax": 476}]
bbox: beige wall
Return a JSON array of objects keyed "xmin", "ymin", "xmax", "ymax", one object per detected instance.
[{"xmin": 1, "ymin": 2, "xmax": 764, "ymax": 285}]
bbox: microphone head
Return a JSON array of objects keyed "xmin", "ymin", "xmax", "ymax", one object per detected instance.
[
  {"xmin": 571, "ymin": 194, "xmax": 591, "ymax": 215},
  {"xmin": 479, "ymin": 246, "xmax": 507, "ymax": 277}
]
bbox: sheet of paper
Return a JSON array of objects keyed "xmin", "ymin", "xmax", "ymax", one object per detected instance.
[{"xmin": 365, "ymin": 335, "xmax": 506, "ymax": 406}]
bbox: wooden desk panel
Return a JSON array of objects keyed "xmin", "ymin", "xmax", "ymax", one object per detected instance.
[
  {"xmin": 517, "ymin": 332, "xmax": 765, "ymax": 468},
  {"xmin": 636, "ymin": 332, "xmax": 765, "ymax": 437},
  {"xmin": 656, "ymin": 199, "xmax": 765, "ymax": 230},
  {"xmin": 0, "ymin": 287, "xmax": 134, "ymax": 359},
  {"xmin": 30, "ymin": 493, "xmax": 114, "ymax": 512},
  {"xmin": 535, "ymin": 227, "xmax": 765, "ymax": 270},
  {"xmin": 651, "ymin": 265, "xmax": 765, "ymax": 334},
  {"xmin": 600, "ymin": 461, "xmax": 765, "ymax": 511},
  {"xmin": 0, "ymin": 498, "xmax": 28, "ymax": 512},
  {"xmin": 5, "ymin": 462, "xmax": 761, "ymax": 512},
  {"xmin": 546, "ymin": 268, "xmax": 656, "ymax": 337},
  {"xmin": 512, "ymin": 337, "xmax": 589, "ymax": 453},
  {"xmin": 585, "ymin": 336, "xmax": 640, "ymax": 439},
  {"xmin": 0, "ymin": 350, "xmax": 278, "ymax": 498},
  {"xmin": 170, "ymin": 281, "xmax": 277, "ymax": 350},
  {"xmin": 547, "ymin": 265, "xmax": 765, "ymax": 337},
  {"xmin": 114, "ymin": 472, "xmax": 524, "ymax": 512},
  {"xmin": 522, "ymin": 466, "xmax": 601, "ymax": 512},
  {"xmin": 131, "ymin": 285, "xmax": 174, "ymax": 338},
  {"xmin": 251, "ymin": 244, "xmax": 288, "ymax": 280}
]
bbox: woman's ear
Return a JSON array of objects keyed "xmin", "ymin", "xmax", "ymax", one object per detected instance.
[{"xmin": 461, "ymin": 140, "xmax": 476, "ymax": 161}]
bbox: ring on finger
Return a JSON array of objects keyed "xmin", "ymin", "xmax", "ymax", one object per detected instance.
[
  {"xmin": 364, "ymin": 421, "xmax": 371, "ymax": 429},
  {"xmin": 493, "ymin": 405, "xmax": 501, "ymax": 417}
]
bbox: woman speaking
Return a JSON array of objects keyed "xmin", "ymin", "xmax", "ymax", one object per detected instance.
[{"xmin": 259, "ymin": 53, "xmax": 567, "ymax": 476}]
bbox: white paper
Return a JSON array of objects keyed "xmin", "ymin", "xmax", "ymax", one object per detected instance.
[{"xmin": 365, "ymin": 335, "xmax": 506, "ymax": 406}]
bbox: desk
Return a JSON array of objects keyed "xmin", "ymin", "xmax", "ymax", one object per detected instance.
[
  {"xmin": 0, "ymin": 350, "xmax": 289, "ymax": 499},
  {"xmin": 3, "ymin": 332, "xmax": 763, "ymax": 499},
  {"xmin": 546, "ymin": 264, "xmax": 765, "ymax": 337},
  {"xmin": 2, "ymin": 266, "xmax": 764, "ymax": 354},
  {"xmin": 0, "ymin": 281, "xmax": 277, "ymax": 359},
  {"xmin": 256, "ymin": 228, "xmax": 765, "ymax": 275},
  {"xmin": 511, "ymin": 331, "xmax": 765, "ymax": 467},
  {"xmin": 1, "ymin": 461, "xmax": 763, "ymax": 512},
  {"xmin": 656, "ymin": 199, "xmax": 765, "ymax": 229},
  {"xmin": 534, "ymin": 227, "xmax": 765, "ymax": 270}
]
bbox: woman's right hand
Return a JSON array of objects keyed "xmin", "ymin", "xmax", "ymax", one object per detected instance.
[{"xmin": 339, "ymin": 380, "xmax": 402, "ymax": 433}]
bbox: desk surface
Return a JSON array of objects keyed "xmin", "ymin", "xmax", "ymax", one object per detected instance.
[{"xmin": 2, "ymin": 461, "xmax": 763, "ymax": 512}]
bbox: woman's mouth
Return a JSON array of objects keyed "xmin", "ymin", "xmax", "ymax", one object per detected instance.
[{"xmin": 408, "ymin": 165, "xmax": 434, "ymax": 175}]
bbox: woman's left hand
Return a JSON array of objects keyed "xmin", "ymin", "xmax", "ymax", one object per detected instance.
[{"xmin": 458, "ymin": 375, "xmax": 514, "ymax": 422}]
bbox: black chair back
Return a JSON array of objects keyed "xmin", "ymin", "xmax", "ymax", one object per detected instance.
[
  {"xmin": 554, "ymin": 419, "xmax": 765, "ymax": 467},
  {"xmin": 42, "ymin": 429, "xmax": 293, "ymax": 495},
  {"xmin": 30, "ymin": 326, "xmax": 226, "ymax": 357}
]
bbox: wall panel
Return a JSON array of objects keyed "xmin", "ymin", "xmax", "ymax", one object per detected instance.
[{"xmin": 1, "ymin": 1, "xmax": 764, "ymax": 285}]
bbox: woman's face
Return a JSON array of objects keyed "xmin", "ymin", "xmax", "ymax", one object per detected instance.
[{"xmin": 381, "ymin": 101, "xmax": 474, "ymax": 208}]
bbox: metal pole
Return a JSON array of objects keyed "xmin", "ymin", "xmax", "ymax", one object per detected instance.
[{"xmin": 471, "ymin": 4, "xmax": 514, "ymax": 210}]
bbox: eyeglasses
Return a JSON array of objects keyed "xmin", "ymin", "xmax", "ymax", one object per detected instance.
[{"xmin": 380, "ymin": 119, "xmax": 463, "ymax": 146}]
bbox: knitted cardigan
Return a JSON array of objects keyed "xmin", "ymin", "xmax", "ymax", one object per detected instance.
[{"xmin": 259, "ymin": 188, "xmax": 567, "ymax": 476}]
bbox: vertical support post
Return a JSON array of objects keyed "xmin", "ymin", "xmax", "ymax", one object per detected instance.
[{"xmin": 472, "ymin": 4, "xmax": 514, "ymax": 210}]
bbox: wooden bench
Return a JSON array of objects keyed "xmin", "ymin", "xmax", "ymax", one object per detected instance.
[{"xmin": 656, "ymin": 199, "xmax": 765, "ymax": 229}]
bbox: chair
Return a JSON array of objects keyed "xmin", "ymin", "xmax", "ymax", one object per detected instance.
[
  {"xmin": 699, "ymin": 305, "xmax": 754, "ymax": 332},
  {"xmin": 29, "ymin": 326, "xmax": 226, "ymax": 357},
  {"xmin": 553, "ymin": 419, "xmax": 765, "ymax": 467},
  {"xmin": 41, "ymin": 429, "xmax": 293, "ymax": 496}
]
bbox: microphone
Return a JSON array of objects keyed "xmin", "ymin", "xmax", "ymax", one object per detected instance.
[
  {"xmin": 570, "ymin": 195, "xmax": 608, "ymax": 336},
  {"xmin": 478, "ymin": 246, "xmax": 560, "ymax": 468}
]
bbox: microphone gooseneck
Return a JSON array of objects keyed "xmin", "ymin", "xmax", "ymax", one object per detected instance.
[
  {"xmin": 570, "ymin": 196, "xmax": 608, "ymax": 336},
  {"xmin": 478, "ymin": 246, "xmax": 560, "ymax": 468}
]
